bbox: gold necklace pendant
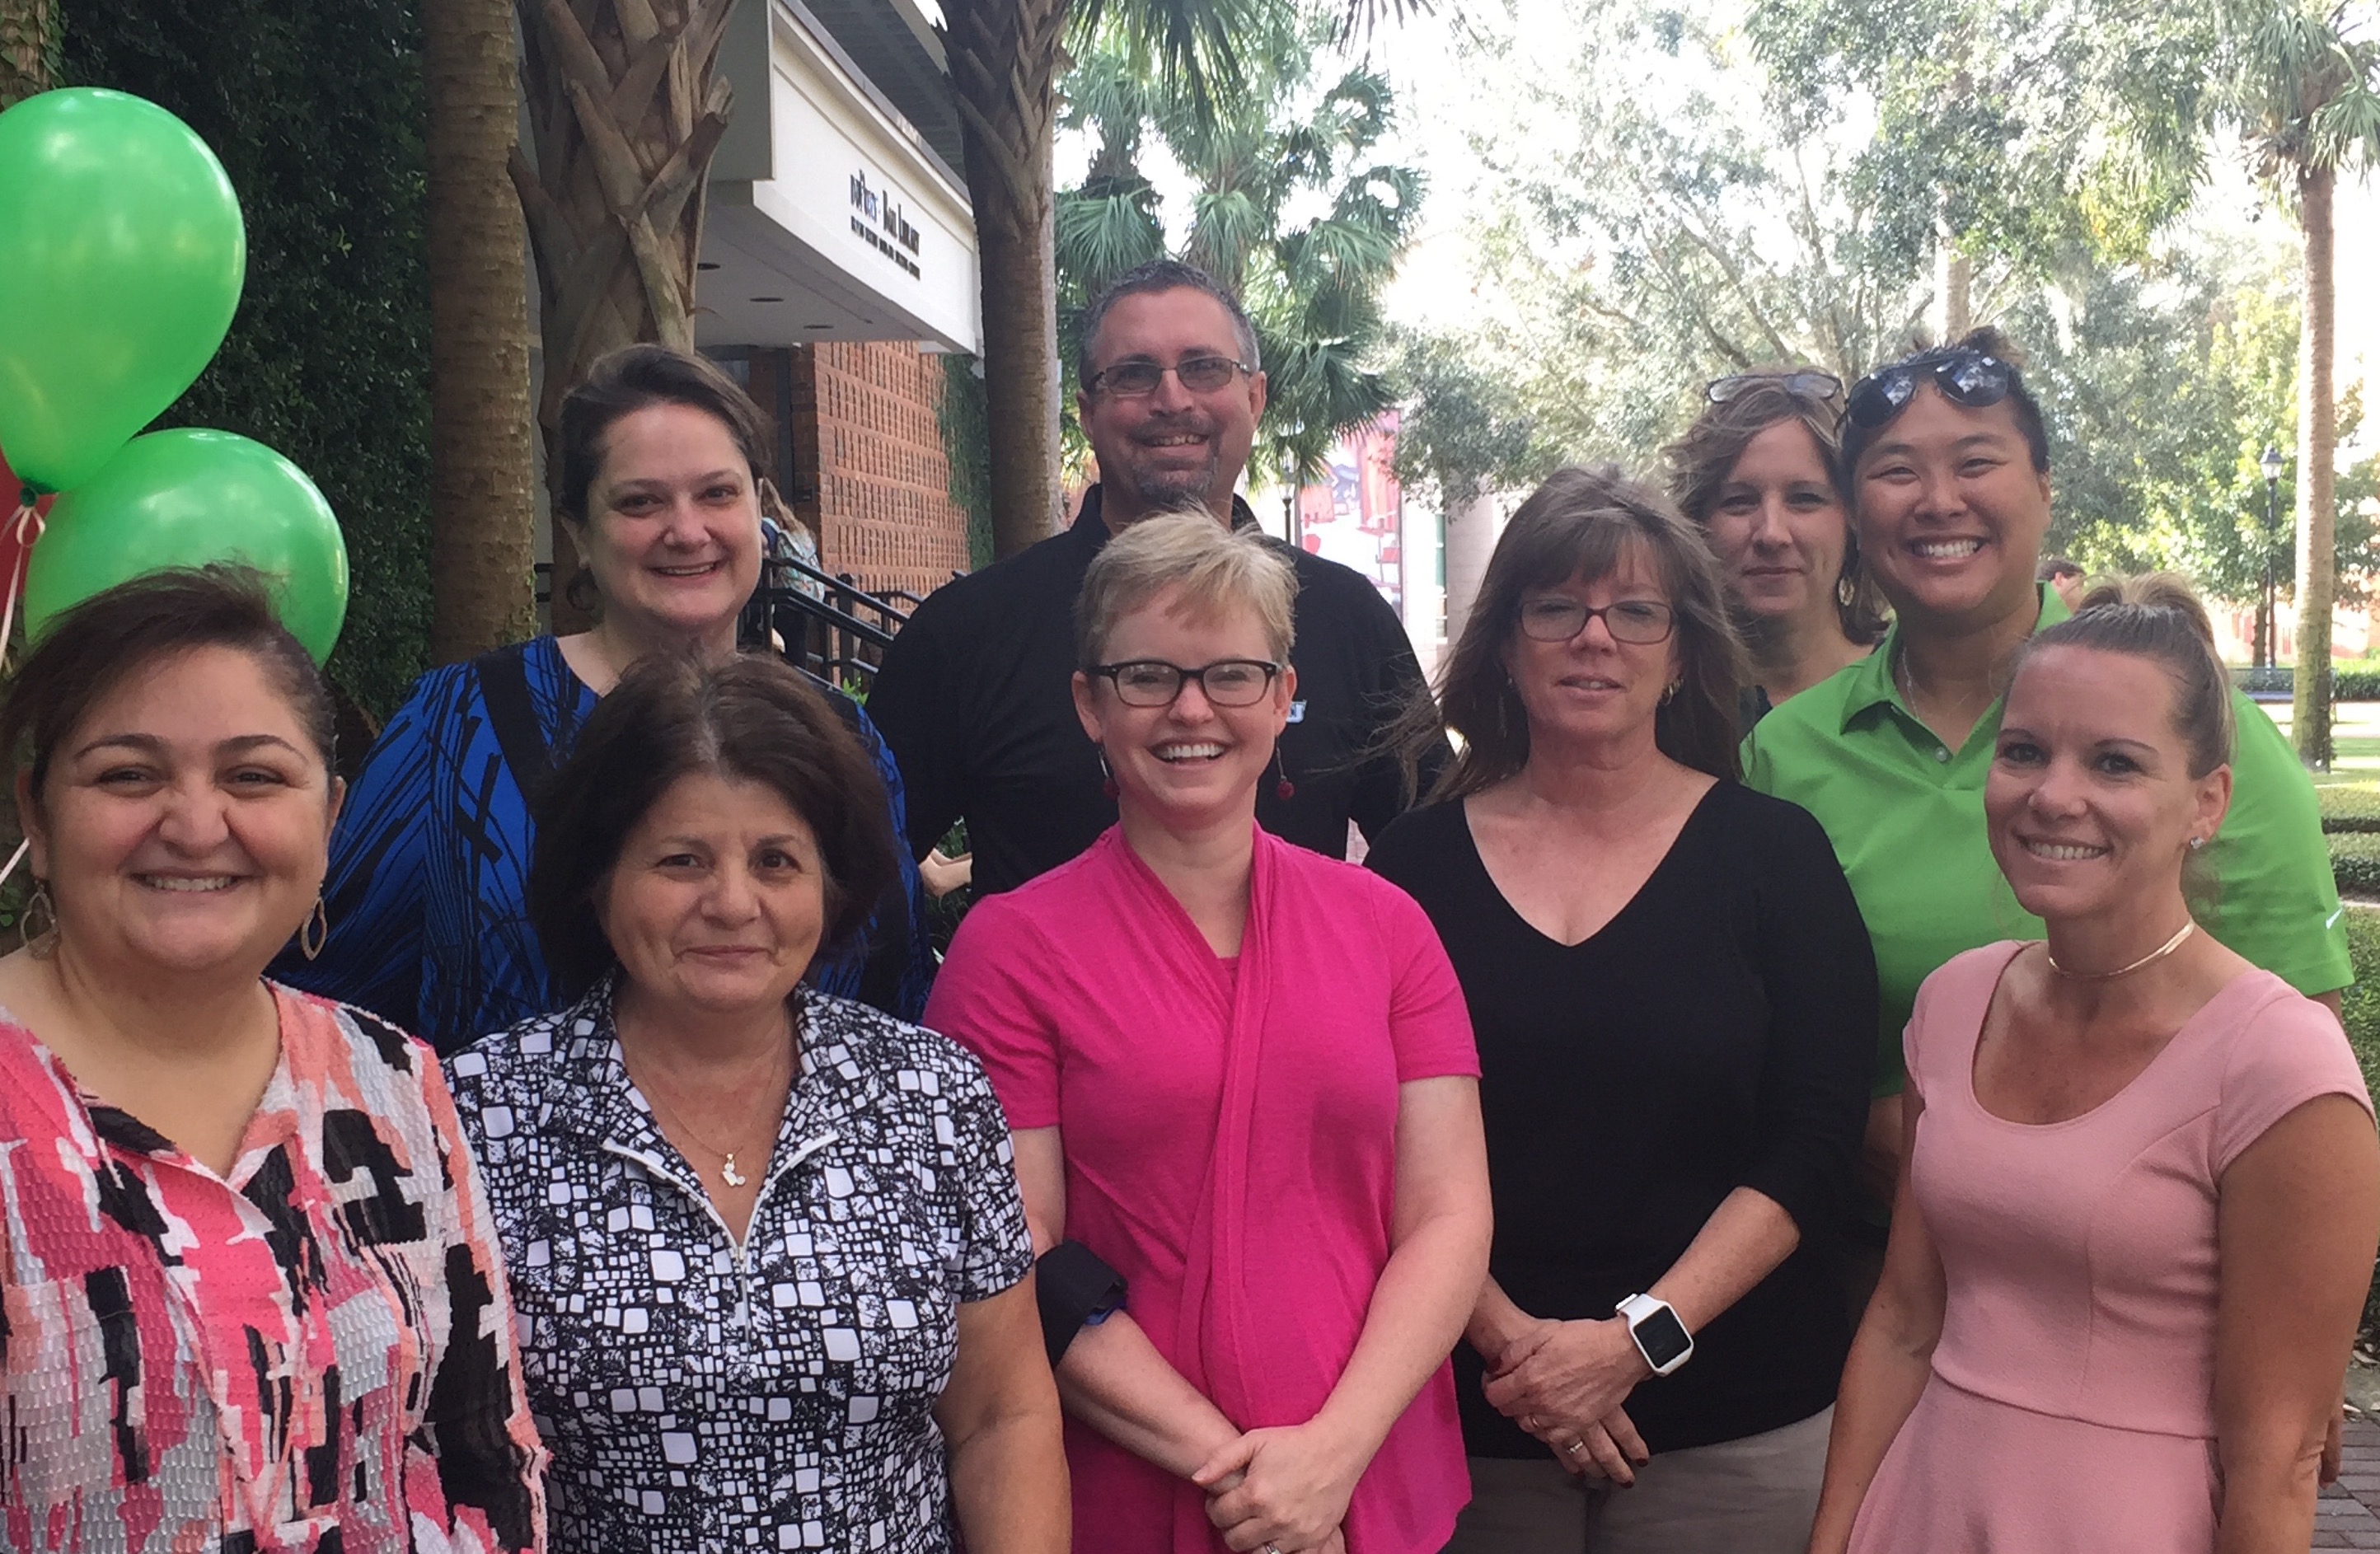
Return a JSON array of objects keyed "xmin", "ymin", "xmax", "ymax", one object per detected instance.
[{"xmin": 720, "ymin": 1153, "xmax": 747, "ymax": 1189}]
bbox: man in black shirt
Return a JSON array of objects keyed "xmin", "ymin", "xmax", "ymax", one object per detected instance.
[{"xmin": 869, "ymin": 260, "xmax": 1441, "ymax": 895}]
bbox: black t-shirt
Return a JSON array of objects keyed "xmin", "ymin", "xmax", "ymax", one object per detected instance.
[
  {"xmin": 869, "ymin": 486, "xmax": 1445, "ymax": 894},
  {"xmin": 1366, "ymin": 782, "xmax": 1877, "ymax": 1455}
]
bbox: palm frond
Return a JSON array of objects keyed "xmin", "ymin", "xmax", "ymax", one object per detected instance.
[{"xmin": 1056, "ymin": 183, "xmax": 1169, "ymax": 295}]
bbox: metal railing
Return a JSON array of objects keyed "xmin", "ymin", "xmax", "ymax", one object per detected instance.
[{"xmin": 534, "ymin": 558, "xmax": 953, "ymax": 688}]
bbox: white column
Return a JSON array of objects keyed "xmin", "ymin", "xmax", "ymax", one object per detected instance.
[{"xmin": 1443, "ymin": 491, "xmax": 1502, "ymax": 652}]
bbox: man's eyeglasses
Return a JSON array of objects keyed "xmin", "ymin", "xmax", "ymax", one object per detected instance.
[
  {"xmin": 1090, "ymin": 658, "xmax": 1282, "ymax": 707},
  {"xmin": 1705, "ymin": 370, "xmax": 1843, "ymax": 405},
  {"xmin": 1517, "ymin": 597, "xmax": 1675, "ymax": 644},
  {"xmin": 1087, "ymin": 356, "xmax": 1251, "ymax": 398},
  {"xmin": 1846, "ymin": 349, "xmax": 2016, "ymax": 429}
]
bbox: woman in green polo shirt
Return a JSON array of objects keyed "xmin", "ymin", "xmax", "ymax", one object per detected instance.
[{"xmin": 1743, "ymin": 328, "xmax": 2350, "ymax": 1213}]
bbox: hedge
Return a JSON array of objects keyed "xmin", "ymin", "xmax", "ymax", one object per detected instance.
[
  {"xmin": 64, "ymin": 0, "xmax": 434, "ymax": 718},
  {"xmin": 2334, "ymin": 833, "xmax": 2380, "ymax": 896},
  {"xmin": 2321, "ymin": 788, "xmax": 2380, "ymax": 835}
]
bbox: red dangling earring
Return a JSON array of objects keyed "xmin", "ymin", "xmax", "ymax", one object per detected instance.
[
  {"xmin": 1098, "ymin": 748, "xmax": 1119, "ymax": 800},
  {"xmin": 1273, "ymin": 750, "xmax": 1296, "ymax": 800}
]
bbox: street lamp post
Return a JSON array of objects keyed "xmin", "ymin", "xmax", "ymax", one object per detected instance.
[{"xmin": 2261, "ymin": 445, "xmax": 2284, "ymax": 673}]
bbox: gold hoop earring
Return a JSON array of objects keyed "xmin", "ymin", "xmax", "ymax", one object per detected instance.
[
  {"xmin": 300, "ymin": 896, "xmax": 330, "ymax": 961},
  {"xmin": 20, "ymin": 880, "xmax": 56, "ymax": 957}
]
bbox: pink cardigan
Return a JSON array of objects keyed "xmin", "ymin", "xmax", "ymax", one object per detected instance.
[{"xmin": 925, "ymin": 824, "xmax": 1479, "ymax": 1554}]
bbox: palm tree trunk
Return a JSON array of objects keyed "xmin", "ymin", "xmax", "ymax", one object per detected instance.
[
  {"xmin": 513, "ymin": 0, "xmax": 736, "ymax": 625},
  {"xmin": 425, "ymin": 0, "xmax": 540, "ymax": 661},
  {"xmin": 944, "ymin": 0, "xmax": 1067, "ymax": 558},
  {"xmin": 0, "ymin": 0, "xmax": 54, "ymax": 109},
  {"xmin": 2291, "ymin": 162, "xmax": 2336, "ymax": 770}
]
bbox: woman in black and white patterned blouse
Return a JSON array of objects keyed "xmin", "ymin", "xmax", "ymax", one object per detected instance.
[{"xmin": 445, "ymin": 651, "xmax": 1066, "ymax": 1552}]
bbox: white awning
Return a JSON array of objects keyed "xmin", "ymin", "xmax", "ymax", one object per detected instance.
[{"xmin": 701, "ymin": 0, "xmax": 981, "ymax": 353}]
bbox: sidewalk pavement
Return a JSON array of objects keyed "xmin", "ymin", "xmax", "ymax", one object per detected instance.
[{"xmin": 2317, "ymin": 1416, "xmax": 2380, "ymax": 1548}]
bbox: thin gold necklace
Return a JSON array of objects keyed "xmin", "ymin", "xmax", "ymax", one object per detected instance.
[
  {"xmin": 2045, "ymin": 920, "xmax": 2197, "ymax": 981},
  {"xmin": 626, "ymin": 1040, "xmax": 790, "ymax": 1190}
]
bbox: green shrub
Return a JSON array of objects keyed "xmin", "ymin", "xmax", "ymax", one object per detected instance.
[
  {"xmin": 2334, "ymin": 833, "xmax": 2380, "ymax": 896},
  {"xmin": 2321, "ymin": 787, "xmax": 2380, "ymax": 834},
  {"xmin": 65, "ymin": 0, "xmax": 433, "ymax": 718},
  {"xmin": 2340, "ymin": 907, "xmax": 2380, "ymax": 1340}
]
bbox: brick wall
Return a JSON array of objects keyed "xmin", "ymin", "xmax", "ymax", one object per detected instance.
[{"xmin": 767, "ymin": 341, "xmax": 972, "ymax": 601}]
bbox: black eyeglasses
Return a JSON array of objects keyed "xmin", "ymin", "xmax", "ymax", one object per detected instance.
[
  {"xmin": 1086, "ymin": 356, "xmax": 1251, "ymax": 398},
  {"xmin": 1706, "ymin": 370, "xmax": 1843, "ymax": 405},
  {"xmin": 1846, "ymin": 349, "xmax": 2016, "ymax": 429},
  {"xmin": 1091, "ymin": 658, "xmax": 1281, "ymax": 707},
  {"xmin": 1517, "ymin": 597, "xmax": 1676, "ymax": 644}
]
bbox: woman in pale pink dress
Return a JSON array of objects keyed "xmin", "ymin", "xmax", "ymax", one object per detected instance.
[{"xmin": 1809, "ymin": 575, "xmax": 2380, "ymax": 1554}]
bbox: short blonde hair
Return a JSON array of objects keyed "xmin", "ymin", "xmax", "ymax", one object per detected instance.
[{"xmin": 1075, "ymin": 508, "xmax": 1298, "ymax": 669}]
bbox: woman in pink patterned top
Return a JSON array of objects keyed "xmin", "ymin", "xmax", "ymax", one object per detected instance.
[
  {"xmin": 0, "ymin": 569, "xmax": 546, "ymax": 1553},
  {"xmin": 925, "ymin": 512, "xmax": 1493, "ymax": 1554}
]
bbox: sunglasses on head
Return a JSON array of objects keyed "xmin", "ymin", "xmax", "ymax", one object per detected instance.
[
  {"xmin": 1846, "ymin": 349, "xmax": 2016, "ymax": 429},
  {"xmin": 1705, "ymin": 370, "xmax": 1843, "ymax": 405}
]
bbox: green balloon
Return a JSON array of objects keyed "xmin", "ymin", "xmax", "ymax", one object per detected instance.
[
  {"xmin": 26, "ymin": 430, "xmax": 350, "ymax": 662},
  {"xmin": 0, "ymin": 89, "xmax": 246, "ymax": 494}
]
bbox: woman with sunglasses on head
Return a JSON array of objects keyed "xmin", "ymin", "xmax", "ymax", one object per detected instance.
[
  {"xmin": 1367, "ymin": 469, "xmax": 1873, "ymax": 1553},
  {"xmin": 1742, "ymin": 329, "xmax": 2348, "ymax": 1241},
  {"xmin": 925, "ymin": 510, "xmax": 1493, "ymax": 1554},
  {"xmin": 1810, "ymin": 578, "xmax": 2380, "ymax": 1554},
  {"xmin": 1666, "ymin": 371, "xmax": 1887, "ymax": 726}
]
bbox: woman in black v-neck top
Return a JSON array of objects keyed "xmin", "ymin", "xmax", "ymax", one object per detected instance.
[{"xmin": 1370, "ymin": 468, "xmax": 1874, "ymax": 1552}]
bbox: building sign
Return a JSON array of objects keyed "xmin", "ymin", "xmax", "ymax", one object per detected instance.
[
  {"xmin": 849, "ymin": 170, "xmax": 922, "ymax": 280},
  {"xmin": 1295, "ymin": 413, "xmax": 1403, "ymax": 611}
]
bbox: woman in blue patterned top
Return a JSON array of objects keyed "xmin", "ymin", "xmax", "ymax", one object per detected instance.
[
  {"xmin": 446, "ymin": 649, "xmax": 1064, "ymax": 1552},
  {"xmin": 277, "ymin": 345, "xmax": 933, "ymax": 1048}
]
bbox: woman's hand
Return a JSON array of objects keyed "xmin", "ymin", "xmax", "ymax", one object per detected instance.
[
  {"xmin": 1482, "ymin": 1316, "xmax": 1651, "ymax": 1434},
  {"xmin": 1192, "ymin": 1421, "xmax": 1368, "ymax": 1553},
  {"xmin": 1537, "ymin": 1405, "xmax": 1651, "ymax": 1486}
]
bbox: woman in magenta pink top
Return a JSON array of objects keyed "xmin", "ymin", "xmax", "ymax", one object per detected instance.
[
  {"xmin": 925, "ymin": 510, "xmax": 1492, "ymax": 1554},
  {"xmin": 1810, "ymin": 577, "xmax": 2380, "ymax": 1554}
]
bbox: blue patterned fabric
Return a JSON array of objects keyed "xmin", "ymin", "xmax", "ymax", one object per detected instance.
[{"xmin": 275, "ymin": 635, "xmax": 934, "ymax": 1050}]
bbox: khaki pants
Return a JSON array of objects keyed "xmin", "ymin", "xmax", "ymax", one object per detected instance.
[{"xmin": 1441, "ymin": 1407, "xmax": 1832, "ymax": 1554}]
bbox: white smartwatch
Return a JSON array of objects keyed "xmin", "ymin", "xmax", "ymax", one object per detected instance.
[{"xmin": 1615, "ymin": 1293, "xmax": 1694, "ymax": 1377}]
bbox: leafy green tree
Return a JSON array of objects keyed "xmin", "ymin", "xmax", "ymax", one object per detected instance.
[
  {"xmin": 2025, "ymin": 255, "xmax": 2373, "ymax": 634},
  {"xmin": 1745, "ymin": 0, "xmax": 2214, "ymax": 333},
  {"xmin": 2210, "ymin": 0, "xmax": 2380, "ymax": 765},
  {"xmin": 1054, "ymin": 7, "xmax": 1423, "ymax": 489},
  {"xmin": 1442, "ymin": 0, "xmax": 1930, "ymax": 461},
  {"xmin": 1385, "ymin": 325, "xmax": 1550, "ymax": 512}
]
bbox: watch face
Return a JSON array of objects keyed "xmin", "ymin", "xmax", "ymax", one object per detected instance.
[{"xmin": 1633, "ymin": 1305, "xmax": 1692, "ymax": 1370}]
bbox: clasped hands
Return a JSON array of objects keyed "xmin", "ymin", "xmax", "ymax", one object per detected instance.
[
  {"xmin": 1189, "ymin": 1419, "xmax": 1361, "ymax": 1554},
  {"xmin": 1482, "ymin": 1315, "xmax": 1655, "ymax": 1485}
]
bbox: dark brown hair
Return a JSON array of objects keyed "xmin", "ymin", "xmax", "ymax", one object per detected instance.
[
  {"xmin": 2, "ymin": 565, "xmax": 336, "ymax": 812},
  {"xmin": 555, "ymin": 344, "xmax": 773, "ymax": 525},
  {"xmin": 2009, "ymin": 573, "xmax": 2235, "ymax": 779},
  {"xmin": 1076, "ymin": 259, "xmax": 1262, "ymax": 388},
  {"xmin": 527, "ymin": 652, "xmax": 896, "ymax": 1000},
  {"xmin": 1663, "ymin": 378, "xmax": 1889, "ymax": 646},
  {"xmin": 1403, "ymin": 466, "xmax": 1745, "ymax": 797}
]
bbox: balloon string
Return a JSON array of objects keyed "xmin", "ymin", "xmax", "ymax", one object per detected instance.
[{"xmin": 0, "ymin": 498, "xmax": 42, "ymax": 670}]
